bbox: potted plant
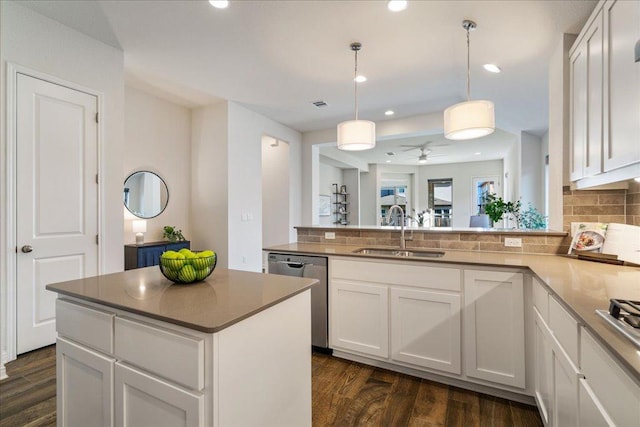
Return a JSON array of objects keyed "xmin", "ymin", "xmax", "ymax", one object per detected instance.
[
  {"xmin": 481, "ymin": 193, "xmax": 521, "ymax": 228},
  {"xmin": 162, "ymin": 225, "xmax": 186, "ymax": 242}
]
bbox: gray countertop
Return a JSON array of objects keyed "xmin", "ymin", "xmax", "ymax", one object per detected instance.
[
  {"xmin": 46, "ymin": 267, "xmax": 317, "ymax": 333},
  {"xmin": 265, "ymin": 243, "xmax": 640, "ymax": 385}
]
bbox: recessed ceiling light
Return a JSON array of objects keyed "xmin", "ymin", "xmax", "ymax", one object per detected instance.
[
  {"xmin": 354, "ymin": 75, "xmax": 367, "ymax": 83},
  {"xmin": 386, "ymin": 160, "xmax": 392, "ymax": 163},
  {"xmin": 483, "ymin": 64, "xmax": 501, "ymax": 73},
  {"xmin": 385, "ymin": 110, "xmax": 395, "ymax": 116},
  {"xmin": 209, "ymin": 0, "xmax": 229, "ymax": 9},
  {"xmin": 474, "ymin": 152, "xmax": 481, "ymax": 155},
  {"xmin": 387, "ymin": 1, "xmax": 408, "ymax": 12}
]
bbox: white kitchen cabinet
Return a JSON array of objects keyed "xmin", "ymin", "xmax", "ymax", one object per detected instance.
[
  {"xmin": 578, "ymin": 379, "xmax": 615, "ymax": 427},
  {"xmin": 330, "ymin": 280, "xmax": 389, "ymax": 358},
  {"xmin": 571, "ymin": 8, "xmax": 604, "ymax": 180},
  {"xmin": 114, "ymin": 362, "xmax": 204, "ymax": 427},
  {"xmin": 390, "ymin": 287, "xmax": 461, "ymax": 374},
  {"xmin": 463, "ymin": 270, "xmax": 525, "ymax": 388},
  {"xmin": 602, "ymin": 0, "xmax": 640, "ymax": 172},
  {"xmin": 580, "ymin": 328, "xmax": 640, "ymax": 427},
  {"xmin": 570, "ymin": 0, "xmax": 640, "ymax": 186},
  {"xmin": 56, "ymin": 337, "xmax": 114, "ymax": 427},
  {"xmin": 533, "ymin": 310, "xmax": 553, "ymax": 426},
  {"xmin": 552, "ymin": 343, "xmax": 580, "ymax": 427}
]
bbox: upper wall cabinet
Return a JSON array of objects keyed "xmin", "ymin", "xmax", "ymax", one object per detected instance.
[
  {"xmin": 570, "ymin": 8, "xmax": 603, "ymax": 181},
  {"xmin": 570, "ymin": 0, "xmax": 640, "ymax": 187}
]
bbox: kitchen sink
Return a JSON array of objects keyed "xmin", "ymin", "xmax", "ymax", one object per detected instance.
[{"xmin": 353, "ymin": 248, "xmax": 445, "ymax": 258}]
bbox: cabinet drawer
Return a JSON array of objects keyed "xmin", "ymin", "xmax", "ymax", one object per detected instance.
[
  {"xmin": 332, "ymin": 258, "xmax": 461, "ymax": 291},
  {"xmin": 580, "ymin": 328, "xmax": 640, "ymax": 427},
  {"xmin": 549, "ymin": 296, "xmax": 579, "ymax": 366},
  {"xmin": 532, "ymin": 277, "xmax": 549, "ymax": 322},
  {"xmin": 115, "ymin": 317, "xmax": 205, "ymax": 391},
  {"xmin": 56, "ymin": 299, "xmax": 114, "ymax": 354}
]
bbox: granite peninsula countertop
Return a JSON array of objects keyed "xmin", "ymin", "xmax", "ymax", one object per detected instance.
[
  {"xmin": 265, "ymin": 242, "xmax": 640, "ymax": 384},
  {"xmin": 46, "ymin": 267, "xmax": 317, "ymax": 333}
]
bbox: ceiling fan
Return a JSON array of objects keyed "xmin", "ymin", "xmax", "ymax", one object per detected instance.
[{"xmin": 400, "ymin": 142, "xmax": 447, "ymax": 164}]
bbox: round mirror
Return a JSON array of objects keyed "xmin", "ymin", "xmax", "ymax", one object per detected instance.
[{"xmin": 123, "ymin": 171, "xmax": 169, "ymax": 219}]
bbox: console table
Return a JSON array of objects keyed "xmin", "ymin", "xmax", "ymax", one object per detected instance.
[{"xmin": 124, "ymin": 240, "xmax": 190, "ymax": 270}]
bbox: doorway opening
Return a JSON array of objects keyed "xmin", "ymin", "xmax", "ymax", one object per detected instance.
[{"xmin": 261, "ymin": 136, "xmax": 290, "ymax": 250}]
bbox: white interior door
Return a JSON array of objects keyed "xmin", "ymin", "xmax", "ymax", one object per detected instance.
[{"xmin": 16, "ymin": 73, "xmax": 99, "ymax": 354}]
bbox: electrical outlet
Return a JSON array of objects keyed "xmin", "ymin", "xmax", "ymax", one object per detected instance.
[
  {"xmin": 324, "ymin": 232, "xmax": 336, "ymax": 240},
  {"xmin": 504, "ymin": 238, "xmax": 522, "ymax": 247}
]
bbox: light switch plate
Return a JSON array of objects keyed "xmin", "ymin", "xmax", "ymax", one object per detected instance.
[
  {"xmin": 504, "ymin": 238, "xmax": 522, "ymax": 247},
  {"xmin": 325, "ymin": 232, "xmax": 336, "ymax": 239}
]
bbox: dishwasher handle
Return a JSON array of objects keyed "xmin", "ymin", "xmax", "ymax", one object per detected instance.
[{"xmin": 275, "ymin": 260, "xmax": 308, "ymax": 269}]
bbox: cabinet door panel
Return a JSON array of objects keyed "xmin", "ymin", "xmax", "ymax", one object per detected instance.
[
  {"xmin": 330, "ymin": 280, "xmax": 388, "ymax": 358},
  {"xmin": 115, "ymin": 362, "xmax": 204, "ymax": 427},
  {"xmin": 570, "ymin": 47, "xmax": 587, "ymax": 181},
  {"xmin": 553, "ymin": 345, "xmax": 580, "ymax": 427},
  {"xmin": 138, "ymin": 246, "xmax": 165, "ymax": 268},
  {"xmin": 390, "ymin": 288, "xmax": 461, "ymax": 374},
  {"xmin": 603, "ymin": 0, "xmax": 640, "ymax": 171},
  {"xmin": 579, "ymin": 379, "xmax": 615, "ymax": 427},
  {"xmin": 585, "ymin": 12, "xmax": 603, "ymax": 177},
  {"xmin": 463, "ymin": 270, "xmax": 525, "ymax": 388},
  {"xmin": 533, "ymin": 311, "xmax": 553, "ymax": 426},
  {"xmin": 57, "ymin": 337, "xmax": 114, "ymax": 427}
]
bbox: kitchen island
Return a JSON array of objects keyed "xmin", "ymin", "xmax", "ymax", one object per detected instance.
[{"xmin": 46, "ymin": 267, "xmax": 317, "ymax": 427}]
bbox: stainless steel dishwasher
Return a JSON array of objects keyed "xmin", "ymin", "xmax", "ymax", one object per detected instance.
[{"xmin": 267, "ymin": 253, "xmax": 329, "ymax": 350}]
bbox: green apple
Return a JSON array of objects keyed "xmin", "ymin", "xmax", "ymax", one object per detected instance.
[{"xmin": 178, "ymin": 265, "xmax": 197, "ymax": 282}]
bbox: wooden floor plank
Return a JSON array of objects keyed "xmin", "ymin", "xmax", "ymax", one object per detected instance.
[
  {"xmin": 0, "ymin": 346, "xmax": 543, "ymax": 427},
  {"xmin": 0, "ymin": 396, "xmax": 56, "ymax": 427},
  {"xmin": 410, "ymin": 379, "xmax": 449, "ymax": 426}
]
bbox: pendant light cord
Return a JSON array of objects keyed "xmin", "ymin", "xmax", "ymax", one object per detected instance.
[
  {"xmin": 466, "ymin": 26, "xmax": 471, "ymax": 102},
  {"xmin": 354, "ymin": 48, "xmax": 359, "ymax": 120}
]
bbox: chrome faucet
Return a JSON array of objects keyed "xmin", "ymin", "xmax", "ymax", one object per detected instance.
[{"xmin": 387, "ymin": 204, "xmax": 407, "ymax": 250}]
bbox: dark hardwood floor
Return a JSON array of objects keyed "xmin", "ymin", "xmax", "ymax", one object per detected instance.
[
  {"xmin": 312, "ymin": 352, "xmax": 542, "ymax": 427},
  {"xmin": 0, "ymin": 345, "xmax": 56, "ymax": 427},
  {"xmin": 0, "ymin": 346, "xmax": 542, "ymax": 426}
]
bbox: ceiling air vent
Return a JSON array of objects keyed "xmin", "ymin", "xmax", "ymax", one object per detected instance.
[{"xmin": 312, "ymin": 100, "xmax": 328, "ymax": 108}]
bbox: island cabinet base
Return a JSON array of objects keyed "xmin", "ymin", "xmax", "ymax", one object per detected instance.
[{"xmin": 54, "ymin": 290, "xmax": 312, "ymax": 427}]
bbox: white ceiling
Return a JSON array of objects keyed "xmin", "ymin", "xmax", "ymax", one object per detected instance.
[
  {"xmin": 18, "ymin": 0, "xmax": 597, "ymax": 137},
  {"xmin": 320, "ymin": 129, "xmax": 516, "ymax": 166}
]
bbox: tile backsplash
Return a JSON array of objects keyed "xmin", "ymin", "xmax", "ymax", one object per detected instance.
[
  {"xmin": 563, "ymin": 181, "xmax": 639, "ymax": 232},
  {"xmin": 296, "ymin": 228, "xmax": 571, "ymax": 255}
]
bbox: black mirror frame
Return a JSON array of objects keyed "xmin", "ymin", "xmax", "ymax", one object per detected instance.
[{"xmin": 123, "ymin": 170, "xmax": 169, "ymax": 219}]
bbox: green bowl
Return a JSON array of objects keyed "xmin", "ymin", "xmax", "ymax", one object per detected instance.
[{"xmin": 159, "ymin": 253, "xmax": 216, "ymax": 284}]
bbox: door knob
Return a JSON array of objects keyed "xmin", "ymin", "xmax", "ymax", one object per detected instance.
[{"xmin": 21, "ymin": 245, "xmax": 33, "ymax": 253}]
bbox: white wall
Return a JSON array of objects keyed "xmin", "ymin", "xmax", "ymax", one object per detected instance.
[
  {"xmin": 360, "ymin": 165, "xmax": 379, "ymax": 226},
  {"xmin": 319, "ymin": 162, "xmax": 343, "ymax": 226},
  {"xmin": 262, "ymin": 136, "xmax": 291, "ymax": 247},
  {"xmin": 418, "ymin": 160, "xmax": 504, "ymax": 228},
  {"xmin": 548, "ymin": 34, "xmax": 577, "ymax": 230},
  {"xmin": 520, "ymin": 131, "xmax": 544, "ymax": 212},
  {"xmin": 191, "ymin": 103, "xmax": 229, "ymax": 268},
  {"xmin": 1, "ymin": 1, "xmax": 124, "ymax": 372},
  {"xmin": 226, "ymin": 102, "xmax": 301, "ymax": 272},
  {"xmin": 123, "ymin": 86, "xmax": 192, "ymax": 244}
]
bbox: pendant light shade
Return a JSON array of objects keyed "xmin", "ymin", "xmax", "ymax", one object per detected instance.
[
  {"xmin": 444, "ymin": 100, "xmax": 495, "ymax": 140},
  {"xmin": 337, "ymin": 119, "xmax": 376, "ymax": 151},
  {"xmin": 337, "ymin": 42, "xmax": 376, "ymax": 151},
  {"xmin": 444, "ymin": 20, "xmax": 495, "ymax": 141}
]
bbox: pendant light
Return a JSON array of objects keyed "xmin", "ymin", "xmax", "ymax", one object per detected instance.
[
  {"xmin": 337, "ymin": 42, "xmax": 376, "ymax": 151},
  {"xmin": 444, "ymin": 20, "xmax": 495, "ymax": 141}
]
